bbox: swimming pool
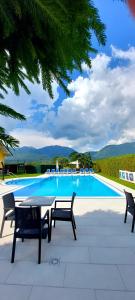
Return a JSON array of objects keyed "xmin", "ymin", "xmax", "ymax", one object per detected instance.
[{"xmin": 6, "ymin": 175, "xmax": 121, "ymax": 197}]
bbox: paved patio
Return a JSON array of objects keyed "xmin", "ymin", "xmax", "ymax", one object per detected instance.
[{"xmin": 0, "ymin": 175, "xmax": 135, "ymax": 300}]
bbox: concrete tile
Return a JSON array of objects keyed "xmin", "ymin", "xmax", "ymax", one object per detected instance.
[
  {"xmin": 118, "ymin": 265, "xmax": 135, "ymax": 291},
  {"xmin": 77, "ymin": 225, "xmax": 127, "ymax": 236},
  {"xmin": 0, "ymin": 260, "xmax": 14, "ymax": 283},
  {"xmin": 90, "ymin": 247, "xmax": 135, "ymax": 264},
  {"xmin": 6, "ymin": 261, "xmax": 66, "ymax": 287},
  {"xmin": 44, "ymin": 245, "xmax": 90, "ymax": 263},
  {"xmin": 64, "ymin": 263, "xmax": 125, "ymax": 290},
  {"xmin": 106, "ymin": 236, "xmax": 135, "ymax": 248},
  {"xmin": 0, "ymin": 284, "xmax": 31, "ymax": 300},
  {"xmin": 0, "ymin": 239, "xmax": 46, "ymax": 262},
  {"xmin": 50, "ymin": 233, "xmax": 106, "ymax": 247},
  {"xmin": 96, "ymin": 290, "xmax": 135, "ymax": 300},
  {"xmin": 29, "ymin": 286, "xmax": 95, "ymax": 300}
]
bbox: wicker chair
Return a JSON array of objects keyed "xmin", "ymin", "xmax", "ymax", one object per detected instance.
[
  {"xmin": 50, "ymin": 192, "xmax": 77, "ymax": 240},
  {"xmin": 124, "ymin": 190, "xmax": 135, "ymax": 232},
  {"xmin": 11, "ymin": 206, "xmax": 49, "ymax": 264},
  {"xmin": 0, "ymin": 193, "xmax": 16, "ymax": 237}
]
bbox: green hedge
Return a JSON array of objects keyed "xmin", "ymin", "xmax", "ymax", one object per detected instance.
[{"xmin": 95, "ymin": 154, "xmax": 135, "ymax": 178}]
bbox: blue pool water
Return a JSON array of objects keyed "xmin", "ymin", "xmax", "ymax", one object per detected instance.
[{"xmin": 6, "ymin": 176, "xmax": 121, "ymax": 197}]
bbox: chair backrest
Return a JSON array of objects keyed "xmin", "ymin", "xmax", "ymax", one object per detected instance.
[
  {"xmin": 71, "ymin": 192, "xmax": 76, "ymax": 210},
  {"xmin": 15, "ymin": 207, "xmax": 41, "ymax": 230},
  {"xmin": 124, "ymin": 190, "xmax": 135, "ymax": 208},
  {"xmin": 2, "ymin": 193, "xmax": 15, "ymax": 211}
]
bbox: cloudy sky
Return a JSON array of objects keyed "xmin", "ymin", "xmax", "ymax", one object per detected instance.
[{"xmin": 1, "ymin": 0, "xmax": 135, "ymax": 152}]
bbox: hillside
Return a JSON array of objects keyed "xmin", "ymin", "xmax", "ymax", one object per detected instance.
[
  {"xmin": 6, "ymin": 145, "xmax": 75, "ymax": 163},
  {"xmin": 5, "ymin": 142, "xmax": 135, "ymax": 164},
  {"xmin": 92, "ymin": 142, "xmax": 135, "ymax": 160}
]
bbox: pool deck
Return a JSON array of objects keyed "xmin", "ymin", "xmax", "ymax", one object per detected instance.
[{"xmin": 0, "ymin": 175, "xmax": 135, "ymax": 299}]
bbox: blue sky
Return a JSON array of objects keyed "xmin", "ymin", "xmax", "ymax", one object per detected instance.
[{"xmin": 1, "ymin": 0, "xmax": 135, "ymax": 152}]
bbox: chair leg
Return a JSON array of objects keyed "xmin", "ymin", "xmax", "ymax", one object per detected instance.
[
  {"xmin": 0, "ymin": 216, "xmax": 5, "ymax": 238},
  {"xmin": 47, "ymin": 222, "xmax": 50, "ymax": 243},
  {"xmin": 71, "ymin": 219, "xmax": 77, "ymax": 240},
  {"xmin": 131, "ymin": 213, "xmax": 135, "ymax": 233},
  {"xmin": 124, "ymin": 208, "xmax": 128, "ymax": 223},
  {"xmin": 10, "ymin": 220, "xmax": 14, "ymax": 228},
  {"xmin": 11, "ymin": 235, "xmax": 16, "ymax": 263},
  {"xmin": 49, "ymin": 218, "xmax": 52, "ymax": 242},
  {"xmin": 73, "ymin": 216, "xmax": 76, "ymax": 229},
  {"xmin": 38, "ymin": 237, "xmax": 41, "ymax": 264}
]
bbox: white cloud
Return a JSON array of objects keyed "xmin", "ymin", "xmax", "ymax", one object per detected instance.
[
  {"xmin": 111, "ymin": 45, "xmax": 135, "ymax": 62},
  {"xmin": 44, "ymin": 46, "xmax": 135, "ymax": 151},
  {"xmin": 0, "ymin": 80, "xmax": 58, "ymax": 131},
  {"xmin": 10, "ymin": 128, "xmax": 75, "ymax": 149},
  {"xmin": 2, "ymin": 46, "xmax": 135, "ymax": 152}
]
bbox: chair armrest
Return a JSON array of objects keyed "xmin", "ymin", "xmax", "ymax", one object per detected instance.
[
  {"xmin": 15, "ymin": 200, "xmax": 23, "ymax": 202},
  {"xmin": 4, "ymin": 207, "xmax": 14, "ymax": 211},
  {"xmin": 51, "ymin": 207, "xmax": 71, "ymax": 212}
]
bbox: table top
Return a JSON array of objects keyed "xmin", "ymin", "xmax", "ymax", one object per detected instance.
[{"xmin": 19, "ymin": 196, "xmax": 55, "ymax": 207}]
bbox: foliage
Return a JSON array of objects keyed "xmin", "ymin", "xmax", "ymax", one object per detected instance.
[
  {"xmin": 0, "ymin": 103, "xmax": 25, "ymax": 150},
  {"xmin": 58, "ymin": 157, "xmax": 69, "ymax": 168},
  {"xmin": 69, "ymin": 151, "xmax": 79, "ymax": 162},
  {"xmin": 95, "ymin": 154, "xmax": 135, "ymax": 177},
  {"xmin": 0, "ymin": 0, "xmax": 106, "ymax": 99},
  {"xmin": 0, "ymin": 103, "xmax": 25, "ymax": 120},
  {"xmin": 0, "ymin": 127, "xmax": 19, "ymax": 151},
  {"xmin": 69, "ymin": 151, "xmax": 93, "ymax": 168}
]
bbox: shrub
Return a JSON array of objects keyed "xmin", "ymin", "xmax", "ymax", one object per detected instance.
[{"xmin": 94, "ymin": 154, "xmax": 135, "ymax": 178}]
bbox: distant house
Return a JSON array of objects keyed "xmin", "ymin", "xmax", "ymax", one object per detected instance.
[{"xmin": 0, "ymin": 143, "xmax": 10, "ymax": 169}]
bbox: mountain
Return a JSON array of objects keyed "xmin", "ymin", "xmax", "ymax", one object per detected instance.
[
  {"xmin": 6, "ymin": 145, "xmax": 75, "ymax": 163},
  {"xmin": 91, "ymin": 142, "xmax": 135, "ymax": 160},
  {"xmin": 5, "ymin": 142, "xmax": 135, "ymax": 164}
]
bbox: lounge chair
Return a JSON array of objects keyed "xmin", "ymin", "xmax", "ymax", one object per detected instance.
[
  {"xmin": 55, "ymin": 168, "xmax": 59, "ymax": 174},
  {"xmin": 67, "ymin": 168, "xmax": 72, "ymax": 174},
  {"xmin": 51, "ymin": 169, "xmax": 55, "ymax": 174},
  {"xmin": 85, "ymin": 168, "xmax": 89, "ymax": 173},
  {"xmin": 46, "ymin": 169, "xmax": 50, "ymax": 173},
  {"xmin": 80, "ymin": 168, "xmax": 84, "ymax": 173},
  {"xmin": 124, "ymin": 190, "xmax": 135, "ymax": 232},
  {"xmin": 72, "ymin": 168, "xmax": 76, "ymax": 173},
  {"xmin": 50, "ymin": 192, "xmax": 77, "ymax": 240},
  {"xmin": 11, "ymin": 206, "xmax": 49, "ymax": 264},
  {"xmin": 60, "ymin": 169, "xmax": 64, "ymax": 174}
]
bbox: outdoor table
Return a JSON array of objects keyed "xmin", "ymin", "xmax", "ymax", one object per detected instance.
[{"xmin": 19, "ymin": 196, "xmax": 55, "ymax": 207}]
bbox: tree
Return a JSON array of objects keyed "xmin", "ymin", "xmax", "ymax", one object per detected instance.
[
  {"xmin": 70, "ymin": 151, "xmax": 93, "ymax": 168},
  {"xmin": 69, "ymin": 151, "xmax": 79, "ymax": 162},
  {"xmin": 0, "ymin": 104, "xmax": 25, "ymax": 150},
  {"xmin": 58, "ymin": 157, "xmax": 69, "ymax": 168},
  {"xmin": 78, "ymin": 153, "xmax": 93, "ymax": 168},
  {"xmin": 0, "ymin": 0, "xmax": 106, "ymax": 99}
]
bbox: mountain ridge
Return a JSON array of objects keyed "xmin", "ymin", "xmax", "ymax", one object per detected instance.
[{"xmin": 5, "ymin": 142, "xmax": 135, "ymax": 163}]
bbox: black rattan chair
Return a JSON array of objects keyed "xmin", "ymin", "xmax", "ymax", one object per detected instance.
[
  {"xmin": 50, "ymin": 192, "xmax": 77, "ymax": 240},
  {"xmin": 124, "ymin": 190, "xmax": 135, "ymax": 232},
  {"xmin": 0, "ymin": 193, "xmax": 16, "ymax": 237},
  {"xmin": 11, "ymin": 206, "xmax": 49, "ymax": 264}
]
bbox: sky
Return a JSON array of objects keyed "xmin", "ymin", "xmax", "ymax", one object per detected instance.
[{"xmin": 1, "ymin": 0, "xmax": 135, "ymax": 152}]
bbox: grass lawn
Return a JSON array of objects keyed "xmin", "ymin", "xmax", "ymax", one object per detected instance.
[
  {"xmin": 99, "ymin": 172, "xmax": 135, "ymax": 190},
  {"xmin": 1, "ymin": 173, "xmax": 41, "ymax": 180}
]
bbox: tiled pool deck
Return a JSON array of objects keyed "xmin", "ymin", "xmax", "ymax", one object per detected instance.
[{"xmin": 0, "ymin": 174, "xmax": 135, "ymax": 300}]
